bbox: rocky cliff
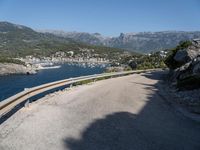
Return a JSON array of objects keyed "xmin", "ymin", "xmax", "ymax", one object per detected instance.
[
  {"xmin": 0, "ymin": 63, "xmax": 36, "ymax": 76},
  {"xmin": 165, "ymin": 39, "xmax": 200, "ymax": 90},
  {"xmin": 42, "ymin": 30, "xmax": 200, "ymax": 53}
]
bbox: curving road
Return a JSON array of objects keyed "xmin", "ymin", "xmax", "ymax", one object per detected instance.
[{"xmin": 0, "ymin": 71, "xmax": 200, "ymax": 150}]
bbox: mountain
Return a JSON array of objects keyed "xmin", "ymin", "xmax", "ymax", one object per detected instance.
[
  {"xmin": 41, "ymin": 30, "xmax": 200, "ymax": 53},
  {"xmin": 2, "ymin": 21, "xmax": 199, "ymax": 57},
  {"xmin": 109, "ymin": 32, "xmax": 200, "ymax": 53},
  {"xmin": 0, "ymin": 22, "xmax": 129, "ymax": 59},
  {"xmin": 0, "ymin": 22, "xmax": 74, "ymax": 56},
  {"xmin": 37, "ymin": 30, "xmax": 107, "ymax": 45}
]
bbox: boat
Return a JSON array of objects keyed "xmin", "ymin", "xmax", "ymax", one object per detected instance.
[{"xmin": 41, "ymin": 65, "xmax": 61, "ymax": 69}]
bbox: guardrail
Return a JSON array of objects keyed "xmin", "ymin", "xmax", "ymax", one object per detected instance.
[{"xmin": 0, "ymin": 69, "xmax": 155, "ymax": 118}]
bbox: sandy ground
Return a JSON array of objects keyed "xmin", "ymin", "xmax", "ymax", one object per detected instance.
[{"xmin": 0, "ymin": 71, "xmax": 200, "ymax": 150}]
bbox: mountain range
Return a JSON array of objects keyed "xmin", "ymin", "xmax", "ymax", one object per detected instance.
[
  {"xmin": 41, "ymin": 30, "xmax": 200, "ymax": 53},
  {"xmin": 1, "ymin": 21, "xmax": 200, "ymax": 56},
  {"xmin": 0, "ymin": 22, "xmax": 127, "ymax": 59}
]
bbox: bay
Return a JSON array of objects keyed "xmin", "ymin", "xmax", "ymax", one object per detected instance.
[{"xmin": 0, "ymin": 63, "xmax": 105, "ymax": 101}]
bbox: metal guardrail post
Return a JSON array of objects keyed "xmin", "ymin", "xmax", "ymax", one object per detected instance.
[{"xmin": 24, "ymin": 99, "xmax": 30, "ymax": 108}]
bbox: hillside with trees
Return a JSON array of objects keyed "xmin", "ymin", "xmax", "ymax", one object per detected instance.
[{"xmin": 0, "ymin": 22, "xmax": 136, "ymax": 61}]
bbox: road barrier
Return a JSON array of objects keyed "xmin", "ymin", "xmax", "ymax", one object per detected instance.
[{"xmin": 0, "ymin": 69, "xmax": 156, "ymax": 118}]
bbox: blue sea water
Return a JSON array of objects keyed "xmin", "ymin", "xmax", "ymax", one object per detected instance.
[{"xmin": 0, "ymin": 64, "xmax": 105, "ymax": 101}]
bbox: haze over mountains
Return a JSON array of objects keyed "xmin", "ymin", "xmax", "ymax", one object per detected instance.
[{"xmin": 41, "ymin": 30, "xmax": 200, "ymax": 53}]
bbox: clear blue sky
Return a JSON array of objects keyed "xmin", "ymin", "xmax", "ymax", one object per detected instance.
[{"xmin": 0, "ymin": 0, "xmax": 200, "ymax": 36}]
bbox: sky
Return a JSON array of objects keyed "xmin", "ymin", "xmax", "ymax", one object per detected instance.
[{"xmin": 0, "ymin": 0, "xmax": 200, "ymax": 36}]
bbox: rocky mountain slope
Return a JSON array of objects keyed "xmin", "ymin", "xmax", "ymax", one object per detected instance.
[
  {"xmin": 39, "ymin": 30, "xmax": 107, "ymax": 46},
  {"xmin": 0, "ymin": 22, "xmax": 129, "ymax": 59},
  {"xmin": 42, "ymin": 30, "xmax": 200, "ymax": 53}
]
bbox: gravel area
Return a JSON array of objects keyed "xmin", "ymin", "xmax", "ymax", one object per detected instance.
[{"xmin": 161, "ymin": 82, "xmax": 200, "ymax": 114}]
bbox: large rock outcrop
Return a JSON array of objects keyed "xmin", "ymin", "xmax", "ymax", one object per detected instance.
[
  {"xmin": 0, "ymin": 63, "xmax": 36, "ymax": 76},
  {"xmin": 166, "ymin": 39, "xmax": 200, "ymax": 90}
]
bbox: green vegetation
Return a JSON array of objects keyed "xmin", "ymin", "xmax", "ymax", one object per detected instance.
[
  {"xmin": 72, "ymin": 76, "xmax": 112, "ymax": 86},
  {"xmin": 105, "ymin": 66, "xmax": 132, "ymax": 73},
  {"xmin": 73, "ymin": 72, "xmax": 138, "ymax": 86},
  {"xmin": 120, "ymin": 52, "xmax": 166, "ymax": 70},
  {"xmin": 136, "ymin": 52, "xmax": 166, "ymax": 69},
  {"xmin": 164, "ymin": 41, "xmax": 192, "ymax": 69},
  {"xmin": 73, "ymin": 79, "xmax": 94, "ymax": 86},
  {"xmin": 0, "ymin": 22, "xmax": 170, "ymax": 71},
  {"xmin": 0, "ymin": 22, "xmax": 132, "ymax": 61},
  {"xmin": 107, "ymin": 50, "xmax": 166, "ymax": 71},
  {"xmin": 0, "ymin": 56, "xmax": 25, "ymax": 65}
]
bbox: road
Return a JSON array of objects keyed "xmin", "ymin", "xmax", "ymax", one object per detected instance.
[{"xmin": 0, "ymin": 71, "xmax": 200, "ymax": 150}]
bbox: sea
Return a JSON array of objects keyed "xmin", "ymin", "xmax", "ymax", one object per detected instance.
[{"xmin": 0, "ymin": 63, "xmax": 106, "ymax": 102}]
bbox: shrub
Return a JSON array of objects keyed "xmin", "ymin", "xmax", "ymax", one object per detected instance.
[{"xmin": 0, "ymin": 56, "xmax": 25, "ymax": 65}]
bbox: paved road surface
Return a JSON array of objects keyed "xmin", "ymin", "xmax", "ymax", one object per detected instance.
[{"xmin": 0, "ymin": 71, "xmax": 200, "ymax": 150}]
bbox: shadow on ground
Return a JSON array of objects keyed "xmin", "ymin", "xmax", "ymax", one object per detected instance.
[{"xmin": 63, "ymin": 71, "xmax": 200, "ymax": 150}]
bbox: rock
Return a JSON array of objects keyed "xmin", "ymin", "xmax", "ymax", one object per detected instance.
[
  {"xmin": 128, "ymin": 61, "xmax": 137, "ymax": 70},
  {"xmin": 166, "ymin": 39, "xmax": 200, "ymax": 111},
  {"xmin": 193, "ymin": 63, "xmax": 200, "ymax": 74},
  {"xmin": 174, "ymin": 49, "xmax": 190, "ymax": 63},
  {"xmin": 26, "ymin": 68, "xmax": 37, "ymax": 75},
  {"xmin": 174, "ymin": 48, "xmax": 200, "ymax": 64},
  {"xmin": 192, "ymin": 58, "xmax": 200, "ymax": 74},
  {"xmin": 179, "ymin": 62, "xmax": 191, "ymax": 71},
  {"xmin": 174, "ymin": 39, "xmax": 200, "ymax": 65},
  {"xmin": 187, "ymin": 47, "xmax": 200, "ymax": 60},
  {"xmin": 192, "ymin": 38, "xmax": 200, "ymax": 48},
  {"xmin": 0, "ymin": 63, "xmax": 37, "ymax": 76},
  {"xmin": 178, "ymin": 71, "xmax": 191, "ymax": 80},
  {"xmin": 168, "ymin": 39, "xmax": 200, "ymax": 90}
]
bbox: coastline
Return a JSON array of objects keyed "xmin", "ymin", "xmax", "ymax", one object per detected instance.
[
  {"xmin": 0, "ymin": 58, "xmax": 109, "ymax": 76},
  {"xmin": 0, "ymin": 63, "xmax": 36, "ymax": 76}
]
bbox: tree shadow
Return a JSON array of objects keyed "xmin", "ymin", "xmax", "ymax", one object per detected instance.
[
  {"xmin": 65, "ymin": 112, "xmax": 141, "ymax": 150},
  {"xmin": 63, "ymin": 71, "xmax": 200, "ymax": 150}
]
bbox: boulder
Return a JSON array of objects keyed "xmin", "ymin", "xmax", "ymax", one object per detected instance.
[
  {"xmin": 179, "ymin": 61, "xmax": 191, "ymax": 72},
  {"xmin": 173, "ymin": 39, "xmax": 200, "ymax": 65},
  {"xmin": 128, "ymin": 61, "xmax": 137, "ymax": 70},
  {"xmin": 174, "ymin": 49, "xmax": 200, "ymax": 64},
  {"xmin": 174, "ymin": 49, "xmax": 190, "ymax": 63},
  {"xmin": 0, "ymin": 63, "xmax": 37, "ymax": 76},
  {"xmin": 187, "ymin": 47, "xmax": 200, "ymax": 60},
  {"xmin": 192, "ymin": 38, "xmax": 200, "ymax": 48},
  {"xmin": 192, "ymin": 60, "xmax": 200, "ymax": 74},
  {"xmin": 168, "ymin": 39, "xmax": 200, "ymax": 90}
]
